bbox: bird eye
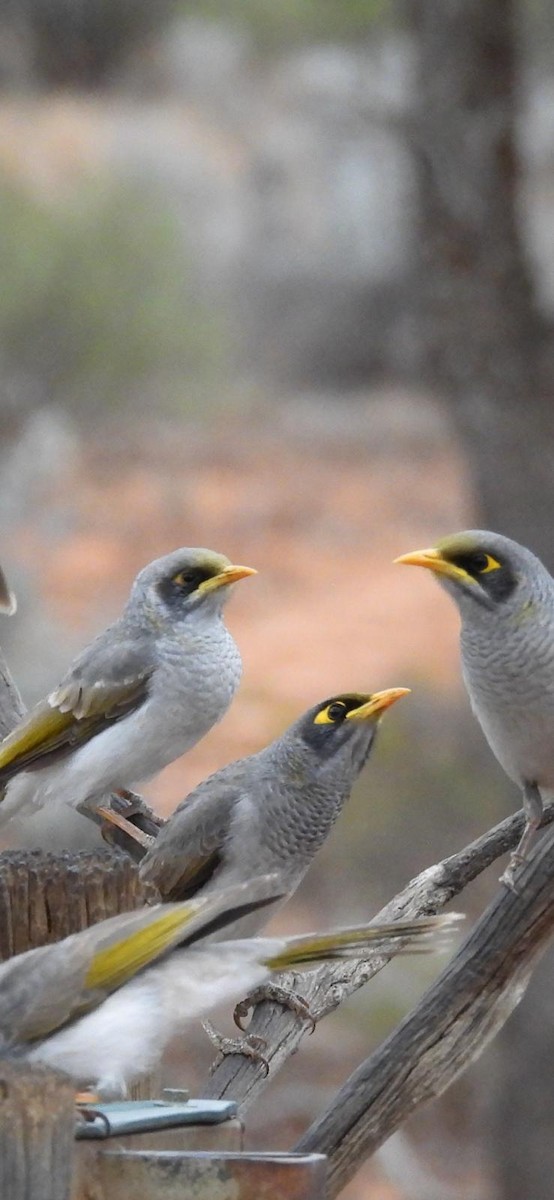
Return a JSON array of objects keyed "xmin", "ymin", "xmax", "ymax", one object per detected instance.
[
  {"xmin": 314, "ymin": 701, "xmax": 347, "ymax": 725},
  {"xmin": 173, "ymin": 571, "xmax": 193, "ymax": 588},
  {"xmin": 473, "ymin": 553, "xmax": 501, "ymax": 574}
]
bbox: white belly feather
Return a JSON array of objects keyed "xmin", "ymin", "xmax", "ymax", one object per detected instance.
[
  {"xmin": 0, "ymin": 621, "xmax": 241, "ymax": 834},
  {"xmin": 29, "ymin": 942, "xmax": 277, "ymax": 1096}
]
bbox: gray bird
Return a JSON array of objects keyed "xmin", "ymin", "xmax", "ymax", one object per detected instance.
[
  {"xmin": 136, "ymin": 688, "xmax": 410, "ymax": 934},
  {"xmin": 396, "ymin": 530, "xmax": 554, "ymax": 879},
  {"xmin": 0, "ymin": 875, "xmax": 457, "ymax": 1098},
  {"xmin": 0, "ymin": 548, "xmax": 255, "ymax": 847}
]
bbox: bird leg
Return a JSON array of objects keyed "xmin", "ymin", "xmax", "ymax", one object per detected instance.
[
  {"xmin": 203, "ymin": 1019, "xmax": 270, "ymax": 1076},
  {"xmin": 111, "ymin": 787, "xmax": 166, "ymax": 831},
  {"xmin": 500, "ymin": 781, "xmax": 544, "ymax": 890},
  {"xmin": 97, "ymin": 789, "xmax": 164, "ymax": 856},
  {"xmin": 234, "ymin": 982, "xmax": 316, "ymax": 1034},
  {"xmin": 97, "ymin": 804, "xmax": 155, "ymax": 852}
]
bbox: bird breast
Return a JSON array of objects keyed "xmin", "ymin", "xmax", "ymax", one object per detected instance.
[
  {"xmin": 461, "ymin": 617, "xmax": 554, "ymax": 788},
  {"xmin": 151, "ymin": 619, "xmax": 242, "ymax": 747}
]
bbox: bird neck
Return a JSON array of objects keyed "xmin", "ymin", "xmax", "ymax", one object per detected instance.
[{"xmin": 257, "ymin": 745, "xmax": 349, "ymax": 862}]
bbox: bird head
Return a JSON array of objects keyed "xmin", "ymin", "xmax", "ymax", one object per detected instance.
[
  {"xmin": 294, "ymin": 689, "xmax": 410, "ymax": 779},
  {"xmin": 394, "ymin": 530, "xmax": 545, "ymax": 615},
  {"xmin": 134, "ymin": 548, "xmax": 256, "ymax": 622}
]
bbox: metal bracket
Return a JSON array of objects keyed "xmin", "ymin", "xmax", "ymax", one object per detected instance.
[{"xmin": 76, "ymin": 1097, "xmax": 238, "ymax": 1140}]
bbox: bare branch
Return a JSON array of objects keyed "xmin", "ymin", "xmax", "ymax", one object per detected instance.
[
  {"xmin": 204, "ymin": 801, "xmax": 554, "ymax": 1109},
  {"xmin": 0, "ymin": 650, "xmax": 25, "ymax": 740},
  {"xmin": 295, "ymin": 820, "xmax": 554, "ymax": 1197}
]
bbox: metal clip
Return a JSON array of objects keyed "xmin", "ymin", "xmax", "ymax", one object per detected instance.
[{"xmin": 75, "ymin": 1097, "xmax": 238, "ymax": 1140}]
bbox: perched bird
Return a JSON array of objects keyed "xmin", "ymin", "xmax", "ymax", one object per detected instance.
[
  {"xmin": 0, "ymin": 548, "xmax": 255, "ymax": 847},
  {"xmin": 0, "ymin": 875, "xmax": 458, "ymax": 1097},
  {"xmin": 136, "ymin": 689, "xmax": 410, "ymax": 935},
  {"xmin": 395, "ymin": 530, "xmax": 554, "ymax": 878}
]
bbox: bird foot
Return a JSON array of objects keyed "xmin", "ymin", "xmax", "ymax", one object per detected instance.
[
  {"xmin": 111, "ymin": 788, "xmax": 148, "ymax": 818},
  {"xmin": 234, "ymin": 983, "xmax": 316, "ymax": 1033},
  {"xmin": 97, "ymin": 805, "xmax": 155, "ymax": 852},
  {"xmin": 500, "ymin": 852, "xmax": 526, "ymax": 893},
  {"xmin": 203, "ymin": 1019, "xmax": 269, "ymax": 1076}
]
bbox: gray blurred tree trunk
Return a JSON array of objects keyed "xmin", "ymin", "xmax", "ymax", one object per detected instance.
[
  {"xmin": 406, "ymin": 0, "xmax": 554, "ymax": 564},
  {"xmin": 405, "ymin": 1, "xmax": 554, "ymax": 1197}
]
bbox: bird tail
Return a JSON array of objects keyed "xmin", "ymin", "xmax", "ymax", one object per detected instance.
[
  {"xmin": 84, "ymin": 874, "xmax": 285, "ymax": 995},
  {"xmin": 264, "ymin": 913, "xmax": 463, "ymax": 971}
]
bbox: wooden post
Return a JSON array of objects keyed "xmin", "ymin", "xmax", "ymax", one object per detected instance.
[
  {"xmin": 0, "ymin": 847, "xmax": 159, "ymax": 1185},
  {"xmin": 79, "ymin": 1150, "xmax": 327, "ymax": 1200},
  {"xmin": 0, "ymin": 1060, "xmax": 75, "ymax": 1200},
  {"xmin": 0, "ymin": 848, "xmax": 151, "ymax": 962}
]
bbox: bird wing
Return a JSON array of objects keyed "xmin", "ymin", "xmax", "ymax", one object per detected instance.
[
  {"xmin": 0, "ymin": 628, "xmax": 154, "ymax": 785},
  {"xmin": 140, "ymin": 777, "xmax": 241, "ymax": 901},
  {"xmin": 0, "ymin": 878, "xmax": 282, "ymax": 1043}
]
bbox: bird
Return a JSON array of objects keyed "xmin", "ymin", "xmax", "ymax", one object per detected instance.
[
  {"xmin": 74, "ymin": 687, "xmax": 410, "ymax": 1034},
  {"xmin": 134, "ymin": 688, "xmax": 411, "ymax": 933},
  {"xmin": 0, "ymin": 875, "xmax": 459, "ymax": 1098},
  {"xmin": 395, "ymin": 529, "xmax": 554, "ymax": 880},
  {"xmin": 0, "ymin": 548, "xmax": 256, "ymax": 848}
]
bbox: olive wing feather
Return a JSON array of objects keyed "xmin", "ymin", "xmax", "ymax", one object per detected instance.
[
  {"xmin": 140, "ymin": 778, "xmax": 241, "ymax": 901},
  {"xmin": 0, "ymin": 880, "xmax": 281, "ymax": 1043},
  {"xmin": 0, "ymin": 628, "xmax": 155, "ymax": 785},
  {"xmin": 0, "ymin": 904, "xmax": 201, "ymax": 1042}
]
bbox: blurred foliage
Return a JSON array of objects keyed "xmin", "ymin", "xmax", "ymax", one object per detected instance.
[
  {"xmin": 523, "ymin": 0, "xmax": 554, "ymax": 68},
  {"xmin": 3, "ymin": 0, "xmax": 181, "ymax": 87},
  {"xmin": 180, "ymin": 0, "xmax": 391, "ymax": 48},
  {"xmin": 3, "ymin": 0, "xmax": 554, "ymax": 91},
  {"xmin": 0, "ymin": 180, "xmax": 226, "ymax": 418}
]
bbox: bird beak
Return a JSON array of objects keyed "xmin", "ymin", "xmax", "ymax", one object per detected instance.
[
  {"xmin": 198, "ymin": 564, "xmax": 257, "ymax": 594},
  {"xmin": 346, "ymin": 688, "xmax": 411, "ymax": 722},
  {"xmin": 0, "ymin": 567, "xmax": 17, "ymax": 616},
  {"xmin": 394, "ymin": 547, "xmax": 474, "ymax": 586}
]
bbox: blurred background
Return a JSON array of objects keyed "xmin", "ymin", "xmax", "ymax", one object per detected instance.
[{"xmin": 0, "ymin": 1, "xmax": 553, "ymax": 1196}]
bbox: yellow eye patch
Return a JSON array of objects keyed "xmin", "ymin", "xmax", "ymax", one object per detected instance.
[
  {"xmin": 479, "ymin": 554, "xmax": 502, "ymax": 574},
  {"xmin": 314, "ymin": 702, "xmax": 347, "ymax": 725}
]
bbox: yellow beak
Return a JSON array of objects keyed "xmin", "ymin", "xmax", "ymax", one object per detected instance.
[
  {"xmin": 346, "ymin": 687, "xmax": 411, "ymax": 721},
  {"xmin": 198, "ymin": 565, "xmax": 257, "ymax": 594},
  {"xmin": 394, "ymin": 547, "xmax": 474, "ymax": 586}
]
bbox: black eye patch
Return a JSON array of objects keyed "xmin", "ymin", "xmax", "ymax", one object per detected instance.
[
  {"xmin": 158, "ymin": 568, "xmax": 212, "ymax": 606},
  {"xmin": 451, "ymin": 552, "xmax": 517, "ymax": 602}
]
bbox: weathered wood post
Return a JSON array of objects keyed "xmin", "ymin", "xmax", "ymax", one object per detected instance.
[
  {"xmin": 0, "ymin": 848, "xmax": 150, "ymax": 959},
  {"xmin": 0, "ymin": 619, "xmax": 80, "ymax": 1197},
  {"xmin": 0, "ymin": 848, "xmax": 154, "ymax": 1200},
  {"xmin": 0, "ymin": 1060, "xmax": 76, "ymax": 1200}
]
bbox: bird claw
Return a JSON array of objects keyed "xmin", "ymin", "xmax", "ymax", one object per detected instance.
[
  {"xmin": 203, "ymin": 1020, "xmax": 270, "ymax": 1075},
  {"xmin": 500, "ymin": 852, "xmax": 526, "ymax": 893},
  {"xmin": 111, "ymin": 788, "xmax": 148, "ymax": 818},
  {"xmin": 233, "ymin": 983, "xmax": 316, "ymax": 1033},
  {"xmin": 97, "ymin": 805, "xmax": 155, "ymax": 851}
]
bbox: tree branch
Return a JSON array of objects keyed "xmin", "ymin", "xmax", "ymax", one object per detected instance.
[
  {"xmin": 204, "ymin": 801, "xmax": 554, "ymax": 1110},
  {"xmin": 295, "ymin": 819, "xmax": 554, "ymax": 1196},
  {"xmin": 0, "ymin": 650, "xmax": 25, "ymax": 740}
]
